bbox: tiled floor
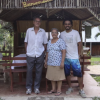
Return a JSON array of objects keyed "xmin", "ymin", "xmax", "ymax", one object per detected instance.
[{"xmin": 0, "ymin": 71, "xmax": 100, "ymax": 98}]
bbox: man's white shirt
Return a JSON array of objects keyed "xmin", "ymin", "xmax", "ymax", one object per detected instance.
[
  {"xmin": 60, "ymin": 29, "xmax": 81, "ymax": 59},
  {"xmin": 24, "ymin": 27, "xmax": 47, "ymax": 57}
]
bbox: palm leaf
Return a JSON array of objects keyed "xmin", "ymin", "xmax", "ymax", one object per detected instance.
[{"xmin": 95, "ymin": 33, "xmax": 100, "ymax": 39}]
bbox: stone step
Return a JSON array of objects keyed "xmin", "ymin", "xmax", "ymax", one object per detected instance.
[
  {"xmin": 28, "ymin": 97, "xmax": 92, "ymax": 100},
  {"xmin": 2, "ymin": 96, "xmax": 93, "ymax": 100},
  {"xmin": 64, "ymin": 98, "xmax": 92, "ymax": 100}
]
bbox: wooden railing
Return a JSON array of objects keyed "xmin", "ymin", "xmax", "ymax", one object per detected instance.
[
  {"xmin": 0, "ymin": 0, "xmax": 100, "ymax": 9},
  {"xmin": 88, "ymin": 7, "xmax": 100, "ymax": 21},
  {"xmin": 77, "ymin": 0, "xmax": 100, "ymax": 8}
]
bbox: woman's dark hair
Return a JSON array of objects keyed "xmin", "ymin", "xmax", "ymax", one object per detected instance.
[
  {"xmin": 63, "ymin": 19, "xmax": 73, "ymax": 25},
  {"xmin": 33, "ymin": 16, "xmax": 41, "ymax": 21}
]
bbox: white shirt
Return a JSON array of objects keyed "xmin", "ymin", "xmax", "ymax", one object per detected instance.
[
  {"xmin": 24, "ymin": 27, "xmax": 47, "ymax": 57},
  {"xmin": 60, "ymin": 29, "xmax": 81, "ymax": 59}
]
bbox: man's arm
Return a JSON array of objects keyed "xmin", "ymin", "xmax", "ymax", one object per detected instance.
[
  {"xmin": 78, "ymin": 42, "xmax": 82, "ymax": 56},
  {"xmin": 25, "ymin": 42, "xmax": 27, "ymax": 53},
  {"xmin": 43, "ymin": 44, "xmax": 47, "ymax": 53}
]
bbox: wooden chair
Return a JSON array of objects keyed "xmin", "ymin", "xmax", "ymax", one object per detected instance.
[
  {"xmin": 2, "ymin": 56, "xmax": 27, "ymax": 92},
  {"xmin": 0, "ymin": 51, "xmax": 11, "ymax": 83},
  {"xmin": 0, "ymin": 51, "xmax": 11, "ymax": 57},
  {"xmin": 45, "ymin": 55, "xmax": 91, "ymax": 92}
]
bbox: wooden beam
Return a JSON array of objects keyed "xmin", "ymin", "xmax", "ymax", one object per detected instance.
[
  {"xmin": 88, "ymin": 8, "xmax": 100, "ymax": 21},
  {"xmin": 0, "ymin": 10, "xmax": 13, "ymax": 17},
  {"xmin": 48, "ymin": 9, "xmax": 62, "ymax": 16}
]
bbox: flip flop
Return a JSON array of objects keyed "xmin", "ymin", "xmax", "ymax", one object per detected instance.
[
  {"xmin": 55, "ymin": 92, "xmax": 62, "ymax": 96},
  {"xmin": 48, "ymin": 90, "xmax": 56, "ymax": 94}
]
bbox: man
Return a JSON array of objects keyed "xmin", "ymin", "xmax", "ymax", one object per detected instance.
[
  {"xmin": 24, "ymin": 17, "xmax": 47, "ymax": 95},
  {"xmin": 60, "ymin": 19, "xmax": 86, "ymax": 98}
]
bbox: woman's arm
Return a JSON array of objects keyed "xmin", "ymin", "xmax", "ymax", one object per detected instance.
[{"xmin": 60, "ymin": 50, "xmax": 66, "ymax": 69}]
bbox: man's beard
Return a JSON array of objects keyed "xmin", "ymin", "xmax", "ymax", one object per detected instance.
[{"xmin": 66, "ymin": 27, "xmax": 71, "ymax": 30}]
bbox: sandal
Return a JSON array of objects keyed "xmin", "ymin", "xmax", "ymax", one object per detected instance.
[
  {"xmin": 55, "ymin": 92, "xmax": 62, "ymax": 96},
  {"xmin": 48, "ymin": 90, "xmax": 56, "ymax": 94}
]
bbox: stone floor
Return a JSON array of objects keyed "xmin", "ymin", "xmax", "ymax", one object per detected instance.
[
  {"xmin": 1, "ymin": 96, "xmax": 93, "ymax": 100},
  {"xmin": 0, "ymin": 72, "xmax": 100, "ymax": 100}
]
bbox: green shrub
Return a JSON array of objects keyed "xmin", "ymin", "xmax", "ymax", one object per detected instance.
[{"xmin": 93, "ymin": 97, "xmax": 100, "ymax": 100}]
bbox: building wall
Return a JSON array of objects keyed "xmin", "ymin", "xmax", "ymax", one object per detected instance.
[
  {"xmin": 85, "ymin": 42, "xmax": 100, "ymax": 56},
  {"xmin": 14, "ymin": 20, "xmax": 81, "ymax": 56}
]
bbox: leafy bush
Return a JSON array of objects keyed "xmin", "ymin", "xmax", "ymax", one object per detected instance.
[
  {"xmin": 0, "ymin": 98, "xmax": 4, "ymax": 100},
  {"xmin": 93, "ymin": 97, "xmax": 100, "ymax": 100}
]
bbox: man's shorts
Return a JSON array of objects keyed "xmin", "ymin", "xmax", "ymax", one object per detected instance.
[{"xmin": 64, "ymin": 58, "xmax": 82, "ymax": 77}]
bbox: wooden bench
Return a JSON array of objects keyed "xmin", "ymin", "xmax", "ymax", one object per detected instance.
[
  {"xmin": 2, "ymin": 56, "xmax": 27, "ymax": 92},
  {"xmin": 2, "ymin": 55, "xmax": 91, "ymax": 92},
  {"xmin": 2, "ymin": 56, "xmax": 47, "ymax": 92},
  {"xmin": 46, "ymin": 55, "xmax": 91, "ymax": 92}
]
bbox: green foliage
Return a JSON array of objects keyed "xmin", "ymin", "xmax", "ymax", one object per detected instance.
[
  {"xmin": 87, "ymin": 51, "xmax": 90, "ymax": 56},
  {"xmin": 90, "ymin": 57, "xmax": 100, "ymax": 65},
  {"xmin": 94, "ymin": 26, "xmax": 100, "ymax": 39},
  {"xmin": 0, "ymin": 20, "xmax": 14, "ymax": 51},
  {"xmin": 0, "ymin": 33, "xmax": 4, "ymax": 42},
  {"xmin": 95, "ymin": 33, "xmax": 100, "ymax": 39},
  {"xmin": 93, "ymin": 97, "xmax": 100, "ymax": 100},
  {"xmin": 0, "ymin": 98, "xmax": 4, "ymax": 100},
  {"xmin": 91, "ymin": 75, "xmax": 100, "ymax": 85}
]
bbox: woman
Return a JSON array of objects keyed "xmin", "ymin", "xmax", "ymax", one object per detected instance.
[{"xmin": 44, "ymin": 28, "xmax": 66, "ymax": 96}]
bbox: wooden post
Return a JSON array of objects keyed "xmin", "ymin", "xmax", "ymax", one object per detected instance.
[
  {"xmin": 10, "ymin": 56, "xmax": 13, "ymax": 92},
  {"xmin": 54, "ymin": 0, "xmax": 56, "ymax": 8},
  {"xmin": 66, "ymin": 0, "xmax": 67, "ymax": 7},
  {"xmin": 79, "ymin": 20, "xmax": 83, "ymax": 56},
  {"xmin": 84, "ymin": 35, "xmax": 86, "ymax": 47},
  {"xmin": 90, "ymin": 42, "xmax": 92, "ymax": 56},
  {"xmin": 12, "ymin": 22, "xmax": 18, "ymax": 56},
  {"xmin": 99, "ymin": 0, "xmax": 100, "ymax": 7},
  {"xmin": 0, "ymin": 0, "xmax": 2, "ymax": 9},
  {"xmin": 77, "ymin": 0, "xmax": 79, "ymax": 7},
  {"xmin": 15, "ymin": 0, "xmax": 17, "ymax": 7}
]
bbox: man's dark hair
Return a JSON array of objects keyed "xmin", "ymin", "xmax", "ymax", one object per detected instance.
[
  {"xmin": 33, "ymin": 16, "xmax": 41, "ymax": 21},
  {"xmin": 63, "ymin": 19, "xmax": 73, "ymax": 25}
]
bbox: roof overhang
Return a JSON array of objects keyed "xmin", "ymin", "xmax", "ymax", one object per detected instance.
[{"xmin": 0, "ymin": 8, "xmax": 100, "ymax": 26}]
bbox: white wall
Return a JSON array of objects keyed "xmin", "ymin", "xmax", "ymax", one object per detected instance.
[{"xmin": 82, "ymin": 27, "xmax": 100, "ymax": 42}]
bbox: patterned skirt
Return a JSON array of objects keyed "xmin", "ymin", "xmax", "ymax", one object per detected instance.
[{"xmin": 46, "ymin": 66, "xmax": 65, "ymax": 81}]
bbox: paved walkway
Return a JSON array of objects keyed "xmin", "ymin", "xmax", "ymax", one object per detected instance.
[
  {"xmin": 0, "ymin": 72, "xmax": 100, "ymax": 100},
  {"xmin": 87, "ymin": 65, "xmax": 100, "ymax": 75}
]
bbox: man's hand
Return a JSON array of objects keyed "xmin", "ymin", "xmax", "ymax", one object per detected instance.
[
  {"xmin": 44, "ymin": 62, "xmax": 48, "ymax": 68},
  {"xmin": 60, "ymin": 62, "xmax": 64, "ymax": 69}
]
